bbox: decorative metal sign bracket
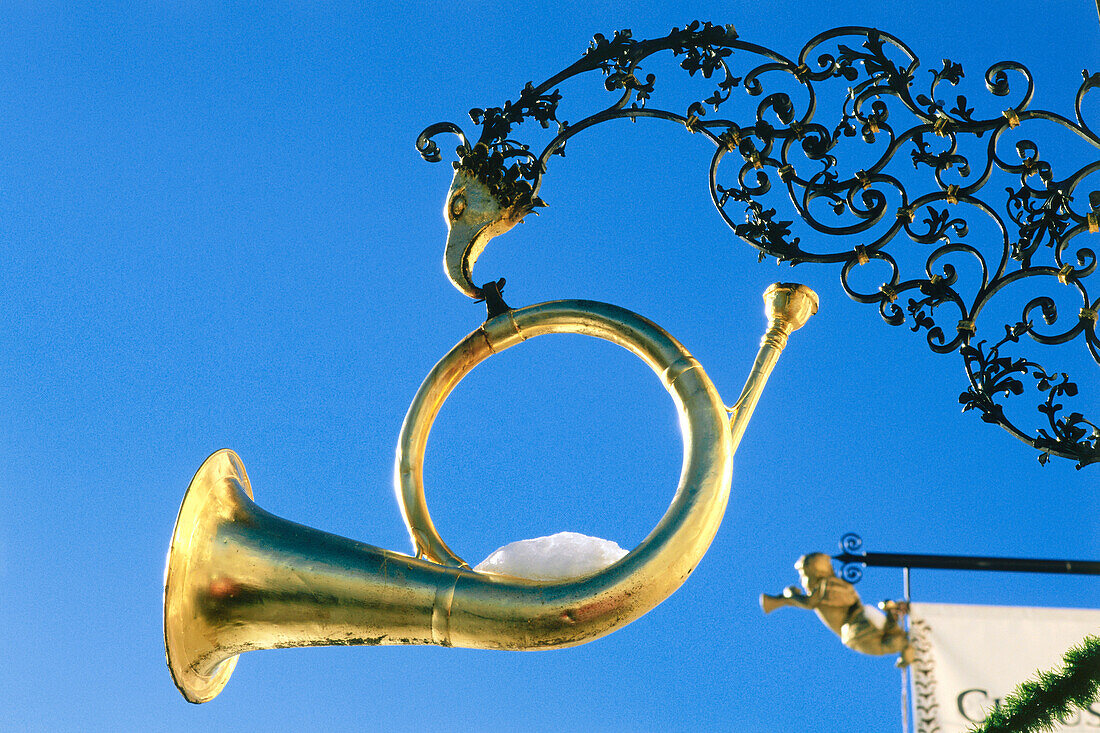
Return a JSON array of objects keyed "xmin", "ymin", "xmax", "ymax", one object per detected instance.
[
  {"xmin": 835, "ymin": 532, "xmax": 1100, "ymax": 583},
  {"xmin": 419, "ymin": 21, "xmax": 1100, "ymax": 467}
]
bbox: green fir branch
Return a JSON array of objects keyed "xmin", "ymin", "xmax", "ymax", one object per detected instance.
[{"xmin": 969, "ymin": 635, "xmax": 1100, "ymax": 733}]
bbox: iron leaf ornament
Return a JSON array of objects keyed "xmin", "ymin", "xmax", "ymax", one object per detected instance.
[{"xmin": 418, "ymin": 21, "xmax": 1100, "ymax": 468}]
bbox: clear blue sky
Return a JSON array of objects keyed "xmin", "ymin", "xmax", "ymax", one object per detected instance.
[{"xmin": 1, "ymin": 2, "xmax": 1097, "ymax": 731}]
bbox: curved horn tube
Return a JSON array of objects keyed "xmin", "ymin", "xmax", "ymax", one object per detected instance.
[{"xmin": 394, "ymin": 300, "xmax": 733, "ymax": 649}]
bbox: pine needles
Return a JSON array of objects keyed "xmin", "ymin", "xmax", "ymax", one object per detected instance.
[{"xmin": 971, "ymin": 635, "xmax": 1100, "ymax": 732}]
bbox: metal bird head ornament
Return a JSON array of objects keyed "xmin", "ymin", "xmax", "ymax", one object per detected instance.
[
  {"xmin": 417, "ymin": 122, "xmax": 546, "ymax": 300},
  {"xmin": 444, "ymin": 166, "xmax": 539, "ymax": 300}
]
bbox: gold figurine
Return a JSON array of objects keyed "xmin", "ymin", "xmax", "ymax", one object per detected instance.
[{"xmin": 761, "ymin": 553, "xmax": 914, "ymax": 667}]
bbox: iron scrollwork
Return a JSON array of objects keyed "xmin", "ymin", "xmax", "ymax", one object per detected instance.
[
  {"xmin": 836, "ymin": 532, "xmax": 866, "ymax": 583},
  {"xmin": 418, "ymin": 21, "xmax": 1100, "ymax": 468}
]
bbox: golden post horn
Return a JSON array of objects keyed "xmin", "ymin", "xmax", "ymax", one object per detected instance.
[{"xmin": 164, "ymin": 287, "xmax": 817, "ymax": 703}]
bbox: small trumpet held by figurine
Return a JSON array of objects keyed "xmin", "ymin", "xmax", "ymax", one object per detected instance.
[{"xmin": 760, "ymin": 586, "xmax": 803, "ymax": 614}]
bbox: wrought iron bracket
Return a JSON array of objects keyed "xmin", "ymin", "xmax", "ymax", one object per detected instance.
[
  {"xmin": 479, "ymin": 278, "xmax": 511, "ymax": 320},
  {"xmin": 835, "ymin": 532, "xmax": 1100, "ymax": 583},
  {"xmin": 419, "ymin": 21, "xmax": 1100, "ymax": 467}
]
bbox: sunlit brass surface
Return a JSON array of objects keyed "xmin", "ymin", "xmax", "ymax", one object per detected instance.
[
  {"xmin": 164, "ymin": 449, "xmax": 250, "ymax": 702},
  {"xmin": 393, "ymin": 299, "xmax": 733, "ymax": 647},
  {"xmin": 443, "ymin": 169, "xmax": 533, "ymax": 299},
  {"xmin": 727, "ymin": 283, "xmax": 818, "ymax": 451},
  {"xmin": 164, "ymin": 289, "xmax": 816, "ymax": 703}
]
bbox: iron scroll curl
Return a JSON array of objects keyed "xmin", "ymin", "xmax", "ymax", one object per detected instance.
[{"xmin": 836, "ymin": 533, "xmax": 866, "ymax": 583}]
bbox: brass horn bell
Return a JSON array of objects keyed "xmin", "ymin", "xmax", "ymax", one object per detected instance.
[{"xmin": 164, "ymin": 287, "xmax": 818, "ymax": 703}]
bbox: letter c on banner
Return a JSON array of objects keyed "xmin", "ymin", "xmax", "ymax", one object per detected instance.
[{"xmin": 957, "ymin": 689, "xmax": 992, "ymax": 723}]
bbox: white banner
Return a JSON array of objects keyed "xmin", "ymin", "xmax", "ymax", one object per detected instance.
[{"xmin": 909, "ymin": 603, "xmax": 1100, "ymax": 732}]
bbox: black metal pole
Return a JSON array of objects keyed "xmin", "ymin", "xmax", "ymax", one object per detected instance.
[
  {"xmin": 834, "ymin": 533, "xmax": 1100, "ymax": 582},
  {"xmin": 837, "ymin": 551, "xmax": 1100, "ymax": 575}
]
